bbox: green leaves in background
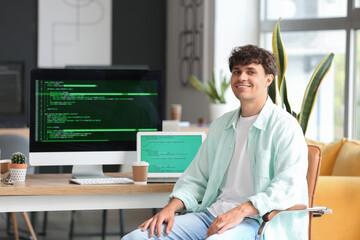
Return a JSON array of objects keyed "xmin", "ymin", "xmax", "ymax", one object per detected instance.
[
  {"xmin": 189, "ymin": 71, "xmax": 231, "ymax": 104},
  {"xmin": 299, "ymin": 53, "xmax": 334, "ymax": 133},
  {"xmin": 270, "ymin": 18, "xmax": 334, "ymax": 134}
]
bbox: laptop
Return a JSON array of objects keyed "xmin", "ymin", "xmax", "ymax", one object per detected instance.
[{"xmin": 136, "ymin": 131, "xmax": 206, "ymax": 182}]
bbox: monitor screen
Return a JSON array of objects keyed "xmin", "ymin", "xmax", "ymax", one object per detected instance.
[{"xmin": 29, "ymin": 69, "xmax": 163, "ymax": 177}]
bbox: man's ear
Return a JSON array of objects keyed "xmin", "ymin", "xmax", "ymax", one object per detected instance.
[{"xmin": 266, "ymin": 74, "xmax": 274, "ymax": 86}]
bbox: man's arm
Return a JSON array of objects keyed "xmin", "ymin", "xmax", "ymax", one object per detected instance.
[
  {"xmin": 206, "ymin": 201, "xmax": 259, "ymax": 237},
  {"xmin": 138, "ymin": 198, "xmax": 185, "ymax": 238}
]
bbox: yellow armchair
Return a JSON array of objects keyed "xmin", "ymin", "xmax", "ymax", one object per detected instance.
[{"xmin": 306, "ymin": 138, "xmax": 360, "ymax": 240}]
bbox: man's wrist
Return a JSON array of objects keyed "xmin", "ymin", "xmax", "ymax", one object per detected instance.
[
  {"xmin": 166, "ymin": 198, "xmax": 185, "ymax": 213},
  {"xmin": 235, "ymin": 201, "xmax": 258, "ymax": 216}
]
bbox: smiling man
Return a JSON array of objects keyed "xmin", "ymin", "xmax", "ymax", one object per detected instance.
[{"xmin": 122, "ymin": 45, "xmax": 309, "ymax": 240}]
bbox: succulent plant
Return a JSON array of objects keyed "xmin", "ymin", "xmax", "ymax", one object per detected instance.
[{"xmin": 11, "ymin": 152, "xmax": 27, "ymax": 164}]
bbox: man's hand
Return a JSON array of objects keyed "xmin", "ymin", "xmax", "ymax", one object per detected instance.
[
  {"xmin": 138, "ymin": 198, "xmax": 184, "ymax": 238},
  {"xmin": 206, "ymin": 201, "xmax": 258, "ymax": 237}
]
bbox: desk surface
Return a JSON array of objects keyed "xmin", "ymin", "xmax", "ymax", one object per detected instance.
[
  {"xmin": 0, "ymin": 173, "xmax": 175, "ymax": 212},
  {"xmin": 0, "ymin": 173, "xmax": 175, "ymax": 196}
]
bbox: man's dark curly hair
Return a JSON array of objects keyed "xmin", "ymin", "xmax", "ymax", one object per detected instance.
[{"xmin": 228, "ymin": 45, "xmax": 278, "ymax": 76}]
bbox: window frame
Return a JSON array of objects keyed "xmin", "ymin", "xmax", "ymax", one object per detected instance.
[{"xmin": 260, "ymin": 0, "xmax": 360, "ymax": 139}]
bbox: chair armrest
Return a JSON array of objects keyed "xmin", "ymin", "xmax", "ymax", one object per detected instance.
[
  {"xmin": 262, "ymin": 204, "xmax": 307, "ymax": 222},
  {"xmin": 258, "ymin": 205, "xmax": 332, "ymax": 240}
]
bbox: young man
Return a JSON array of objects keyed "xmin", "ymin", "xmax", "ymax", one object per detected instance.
[{"xmin": 122, "ymin": 45, "xmax": 309, "ymax": 240}]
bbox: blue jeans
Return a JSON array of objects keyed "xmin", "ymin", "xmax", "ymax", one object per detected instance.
[{"xmin": 122, "ymin": 210, "xmax": 260, "ymax": 240}]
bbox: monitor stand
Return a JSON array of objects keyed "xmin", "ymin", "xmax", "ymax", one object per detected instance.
[{"xmin": 72, "ymin": 165, "xmax": 109, "ymax": 179}]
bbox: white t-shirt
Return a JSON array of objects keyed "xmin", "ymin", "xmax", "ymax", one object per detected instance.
[{"xmin": 208, "ymin": 114, "xmax": 258, "ymax": 217}]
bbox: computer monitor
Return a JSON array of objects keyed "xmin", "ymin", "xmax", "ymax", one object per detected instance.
[{"xmin": 29, "ymin": 68, "xmax": 163, "ymax": 178}]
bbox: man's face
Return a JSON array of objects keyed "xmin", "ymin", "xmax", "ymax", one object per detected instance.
[{"xmin": 230, "ymin": 63, "xmax": 274, "ymax": 104}]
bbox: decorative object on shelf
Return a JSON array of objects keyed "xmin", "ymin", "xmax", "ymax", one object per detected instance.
[
  {"xmin": 189, "ymin": 71, "xmax": 231, "ymax": 122},
  {"xmin": 269, "ymin": 18, "xmax": 334, "ymax": 134},
  {"xmin": 10, "ymin": 152, "xmax": 27, "ymax": 182},
  {"xmin": 179, "ymin": 0, "xmax": 204, "ymax": 86}
]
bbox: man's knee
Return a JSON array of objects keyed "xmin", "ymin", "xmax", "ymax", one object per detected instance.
[
  {"xmin": 207, "ymin": 233, "xmax": 258, "ymax": 240},
  {"xmin": 121, "ymin": 228, "xmax": 150, "ymax": 240}
]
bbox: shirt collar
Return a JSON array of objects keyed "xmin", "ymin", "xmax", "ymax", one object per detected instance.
[{"xmin": 224, "ymin": 97, "xmax": 274, "ymax": 131}]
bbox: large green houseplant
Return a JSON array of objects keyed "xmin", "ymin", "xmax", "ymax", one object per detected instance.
[{"xmin": 270, "ymin": 18, "xmax": 334, "ymax": 134}]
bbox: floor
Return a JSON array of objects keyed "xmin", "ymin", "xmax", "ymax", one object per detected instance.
[{"xmin": 0, "ymin": 209, "xmax": 154, "ymax": 240}]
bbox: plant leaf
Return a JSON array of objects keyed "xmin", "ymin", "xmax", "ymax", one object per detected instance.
[
  {"xmin": 292, "ymin": 111, "xmax": 298, "ymax": 119},
  {"xmin": 189, "ymin": 75, "xmax": 217, "ymax": 103},
  {"xmin": 272, "ymin": 18, "xmax": 287, "ymax": 95},
  {"xmin": 298, "ymin": 53, "xmax": 334, "ymax": 134},
  {"xmin": 220, "ymin": 71, "xmax": 230, "ymax": 104},
  {"xmin": 280, "ymin": 76, "xmax": 291, "ymax": 114},
  {"xmin": 268, "ymin": 80, "xmax": 277, "ymax": 104},
  {"xmin": 208, "ymin": 80, "xmax": 221, "ymax": 103}
]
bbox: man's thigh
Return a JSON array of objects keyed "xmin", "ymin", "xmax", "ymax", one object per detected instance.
[
  {"xmin": 122, "ymin": 210, "xmax": 214, "ymax": 240},
  {"xmin": 206, "ymin": 217, "xmax": 260, "ymax": 240}
]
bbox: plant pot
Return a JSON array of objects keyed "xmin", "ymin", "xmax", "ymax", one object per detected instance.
[
  {"xmin": 209, "ymin": 103, "xmax": 230, "ymax": 122},
  {"xmin": 10, "ymin": 163, "xmax": 27, "ymax": 182}
]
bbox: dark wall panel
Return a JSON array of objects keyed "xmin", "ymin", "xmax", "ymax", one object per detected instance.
[
  {"xmin": 0, "ymin": 0, "xmax": 37, "ymax": 127},
  {"xmin": 112, "ymin": 0, "xmax": 166, "ymax": 71}
]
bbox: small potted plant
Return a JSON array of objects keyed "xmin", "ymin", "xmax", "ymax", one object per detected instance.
[
  {"xmin": 189, "ymin": 70, "xmax": 231, "ymax": 122},
  {"xmin": 10, "ymin": 152, "xmax": 28, "ymax": 182}
]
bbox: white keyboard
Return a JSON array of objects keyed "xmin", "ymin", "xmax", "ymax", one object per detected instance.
[{"xmin": 70, "ymin": 177, "xmax": 133, "ymax": 185}]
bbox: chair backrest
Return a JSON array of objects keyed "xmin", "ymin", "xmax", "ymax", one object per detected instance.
[
  {"xmin": 306, "ymin": 145, "xmax": 322, "ymax": 240},
  {"xmin": 0, "ymin": 134, "xmax": 33, "ymax": 174},
  {"xmin": 307, "ymin": 145, "xmax": 322, "ymax": 207}
]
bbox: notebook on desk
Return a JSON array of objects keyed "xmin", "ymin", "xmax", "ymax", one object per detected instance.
[{"xmin": 136, "ymin": 131, "xmax": 206, "ymax": 182}]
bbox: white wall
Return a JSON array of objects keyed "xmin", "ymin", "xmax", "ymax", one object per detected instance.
[{"xmin": 214, "ymin": 0, "xmax": 260, "ymax": 110}]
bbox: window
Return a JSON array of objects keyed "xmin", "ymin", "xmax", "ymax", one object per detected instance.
[
  {"xmin": 356, "ymin": 31, "xmax": 360, "ymax": 139},
  {"xmin": 262, "ymin": 0, "xmax": 347, "ymax": 20},
  {"xmin": 356, "ymin": 0, "xmax": 360, "ymax": 8},
  {"xmin": 261, "ymin": 0, "xmax": 360, "ymax": 141},
  {"xmin": 262, "ymin": 31, "xmax": 345, "ymax": 141}
]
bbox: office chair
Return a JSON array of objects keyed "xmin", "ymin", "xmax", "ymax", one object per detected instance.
[
  {"xmin": 0, "ymin": 134, "xmax": 37, "ymax": 240},
  {"xmin": 257, "ymin": 145, "xmax": 332, "ymax": 240}
]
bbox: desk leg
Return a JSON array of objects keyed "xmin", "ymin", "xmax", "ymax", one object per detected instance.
[
  {"xmin": 21, "ymin": 212, "xmax": 38, "ymax": 240},
  {"xmin": 69, "ymin": 210, "xmax": 75, "ymax": 240},
  {"xmin": 11, "ymin": 212, "xmax": 19, "ymax": 240},
  {"xmin": 119, "ymin": 209, "xmax": 125, "ymax": 237},
  {"xmin": 30, "ymin": 212, "xmax": 39, "ymax": 235},
  {"xmin": 102, "ymin": 210, "xmax": 107, "ymax": 240}
]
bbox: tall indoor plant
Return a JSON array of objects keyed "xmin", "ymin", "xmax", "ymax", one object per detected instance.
[
  {"xmin": 189, "ymin": 71, "xmax": 231, "ymax": 122},
  {"xmin": 269, "ymin": 18, "xmax": 334, "ymax": 134}
]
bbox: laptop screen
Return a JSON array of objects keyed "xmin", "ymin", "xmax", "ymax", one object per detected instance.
[{"xmin": 139, "ymin": 133, "xmax": 204, "ymax": 173}]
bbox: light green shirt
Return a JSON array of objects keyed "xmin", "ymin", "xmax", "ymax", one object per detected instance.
[{"xmin": 170, "ymin": 98, "xmax": 309, "ymax": 240}]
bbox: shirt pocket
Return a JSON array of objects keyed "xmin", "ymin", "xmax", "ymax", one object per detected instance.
[{"xmin": 253, "ymin": 150, "xmax": 272, "ymax": 179}]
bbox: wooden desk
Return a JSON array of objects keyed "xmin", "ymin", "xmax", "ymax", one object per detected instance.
[{"xmin": 0, "ymin": 173, "xmax": 174, "ymax": 212}]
